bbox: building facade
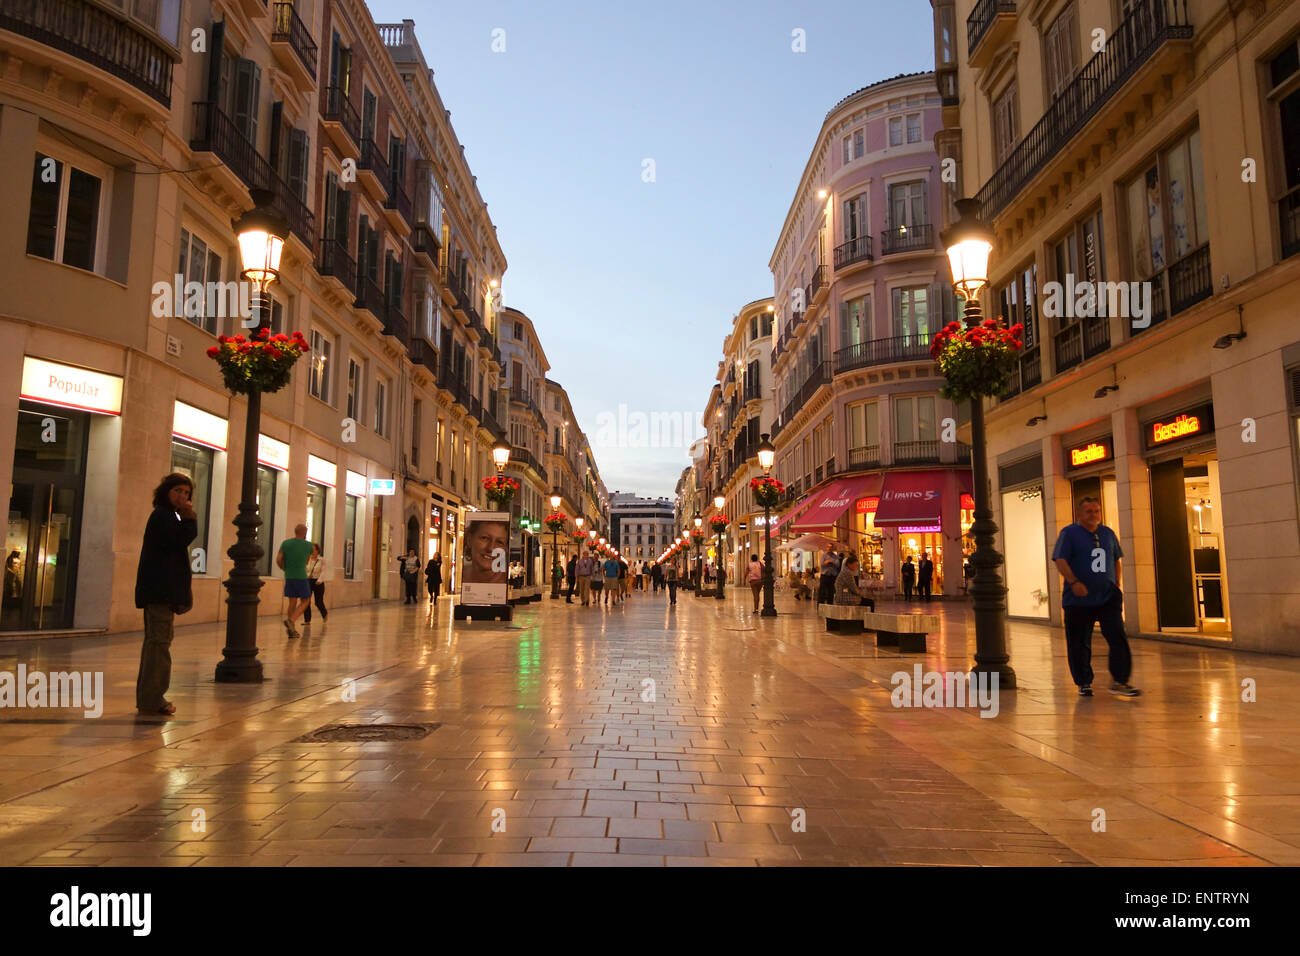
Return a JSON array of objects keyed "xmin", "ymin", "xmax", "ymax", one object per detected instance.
[
  {"xmin": 767, "ymin": 72, "xmax": 974, "ymax": 594},
  {"xmin": 933, "ymin": 0, "xmax": 1300, "ymax": 652},
  {"xmin": 609, "ymin": 493, "xmax": 676, "ymax": 565},
  {"xmin": 498, "ymin": 306, "xmax": 550, "ymax": 584},
  {"xmin": 0, "ymin": 2, "xmax": 507, "ymax": 634}
]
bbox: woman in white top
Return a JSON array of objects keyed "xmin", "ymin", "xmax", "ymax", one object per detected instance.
[{"xmin": 303, "ymin": 543, "xmax": 328, "ymax": 623}]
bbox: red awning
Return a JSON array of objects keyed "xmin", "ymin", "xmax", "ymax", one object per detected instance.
[
  {"xmin": 795, "ymin": 475, "xmax": 881, "ymax": 531},
  {"xmin": 873, "ymin": 470, "xmax": 947, "ymax": 526}
]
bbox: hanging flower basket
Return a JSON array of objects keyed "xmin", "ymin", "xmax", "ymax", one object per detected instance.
[
  {"xmin": 750, "ymin": 476, "xmax": 785, "ymax": 509},
  {"xmin": 545, "ymin": 512, "xmax": 567, "ymax": 533},
  {"xmin": 481, "ymin": 475, "xmax": 520, "ymax": 509},
  {"xmin": 709, "ymin": 515, "xmax": 731, "ymax": 534},
  {"xmin": 572, "ymin": 532, "xmax": 588, "ymax": 543},
  {"xmin": 930, "ymin": 318, "xmax": 1024, "ymax": 401},
  {"xmin": 205, "ymin": 328, "xmax": 310, "ymax": 395}
]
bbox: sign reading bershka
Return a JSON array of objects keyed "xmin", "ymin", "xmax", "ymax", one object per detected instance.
[
  {"xmin": 1067, "ymin": 438, "xmax": 1112, "ymax": 469},
  {"xmin": 1146, "ymin": 404, "xmax": 1214, "ymax": 449}
]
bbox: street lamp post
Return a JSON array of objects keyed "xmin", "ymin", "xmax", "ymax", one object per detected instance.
[
  {"xmin": 942, "ymin": 198, "xmax": 1017, "ymax": 689},
  {"xmin": 216, "ymin": 190, "xmax": 288, "ymax": 684},
  {"xmin": 713, "ymin": 493, "xmax": 726, "ymax": 600},
  {"xmin": 757, "ymin": 434, "xmax": 777, "ymax": 617},
  {"xmin": 692, "ymin": 511, "xmax": 703, "ymax": 595},
  {"xmin": 549, "ymin": 489, "xmax": 563, "ymax": 599}
]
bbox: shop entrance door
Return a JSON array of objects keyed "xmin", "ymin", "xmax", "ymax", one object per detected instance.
[
  {"xmin": 4, "ymin": 404, "xmax": 89, "ymax": 631},
  {"xmin": 1150, "ymin": 459, "xmax": 1197, "ymax": 628}
]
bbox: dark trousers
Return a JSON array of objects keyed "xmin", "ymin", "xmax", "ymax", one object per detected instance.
[
  {"xmin": 303, "ymin": 579, "xmax": 328, "ymax": 622},
  {"xmin": 668, "ymin": 581, "xmax": 677, "ymax": 603},
  {"xmin": 902, "ymin": 580, "xmax": 914, "ymax": 600},
  {"xmin": 403, "ymin": 573, "xmax": 417, "ymax": 602},
  {"xmin": 1064, "ymin": 592, "xmax": 1132, "ymax": 687},
  {"xmin": 136, "ymin": 604, "xmax": 174, "ymax": 711},
  {"xmin": 817, "ymin": 576, "xmax": 835, "ymax": 604},
  {"xmin": 566, "ymin": 579, "xmax": 575, "ymax": 601},
  {"xmin": 917, "ymin": 578, "xmax": 932, "ymax": 601},
  {"xmin": 427, "ymin": 578, "xmax": 441, "ymax": 600}
]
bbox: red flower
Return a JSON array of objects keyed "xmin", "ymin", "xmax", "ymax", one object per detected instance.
[
  {"xmin": 982, "ymin": 318, "xmax": 997, "ymax": 329},
  {"xmin": 218, "ymin": 335, "xmax": 228, "ymax": 343},
  {"xmin": 206, "ymin": 346, "xmax": 220, "ymax": 357},
  {"xmin": 1009, "ymin": 323, "xmax": 1024, "ymax": 334},
  {"xmin": 263, "ymin": 343, "xmax": 278, "ymax": 354},
  {"xmin": 232, "ymin": 335, "xmax": 246, "ymax": 343}
]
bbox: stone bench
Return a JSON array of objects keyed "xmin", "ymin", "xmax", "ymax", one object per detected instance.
[
  {"xmin": 817, "ymin": 604, "xmax": 939, "ymax": 653},
  {"xmin": 508, "ymin": 585, "xmax": 543, "ymax": 605},
  {"xmin": 454, "ymin": 602, "xmax": 512, "ymax": 622}
]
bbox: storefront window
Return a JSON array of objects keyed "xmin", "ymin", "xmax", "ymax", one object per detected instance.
[
  {"xmin": 343, "ymin": 494, "xmax": 358, "ymax": 580},
  {"xmin": 255, "ymin": 465, "xmax": 278, "ymax": 577},
  {"xmin": 1001, "ymin": 486, "xmax": 1050, "ymax": 618},
  {"xmin": 306, "ymin": 482, "xmax": 327, "ymax": 553},
  {"xmin": 170, "ymin": 440, "xmax": 212, "ymax": 569},
  {"xmin": 852, "ymin": 497, "xmax": 885, "ymax": 578}
]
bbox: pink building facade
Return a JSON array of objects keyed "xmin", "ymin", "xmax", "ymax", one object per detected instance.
[{"xmin": 768, "ymin": 72, "xmax": 974, "ymax": 596}]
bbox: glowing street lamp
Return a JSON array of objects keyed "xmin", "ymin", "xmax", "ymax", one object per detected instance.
[
  {"xmin": 713, "ymin": 493, "xmax": 727, "ymax": 601},
  {"xmin": 757, "ymin": 433, "xmax": 777, "ymax": 617}
]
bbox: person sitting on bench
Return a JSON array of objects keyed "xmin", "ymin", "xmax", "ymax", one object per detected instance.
[
  {"xmin": 834, "ymin": 553, "xmax": 875, "ymax": 611},
  {"xmin": 790, "ymin": 568, "xmax": 811, "ymax": 601}
]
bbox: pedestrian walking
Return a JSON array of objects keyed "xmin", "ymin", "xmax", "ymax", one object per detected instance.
[
  {"xmin": 900, "ymin": 556, "xmax": 916, "ymax": 601},
  {"xmin": 277, "ymin": 524, "xmax": 314, "ymax": 638},
  {"xmin": 134, "ymin": 473, "xmax": 198, "ymax": 716},
  {"xmin": 397, "ymin": 548, "xmax": 420, "ymax": 603},
  {"xmin": 425, "ymin": 553, "xmax": 443, "ymax": 602},
  {"xmin": 303, "ymin": 543, "xmax": 328, "ymax": 623},
  {"xmin": 917, "ymin": 552, "xmax": 934, "ymax": 602},
  {"xmin": 1052, "ymin": 496, "xmax": 1140, "ymax": 698},
  {"xmin": 746, "ymin": 553, "xmax": 764, "ymax": 612},
  {"xmin": 565, "ymin": 554, "xmax": 577, "ymax": 603},
  {"xmin": 651, "ymin": 562, "xmax": 663, "ymax": 592},
  {"xmin": 665, "ymin": 561, "xmax": 678, "ymax": 604},
  {"xmin": 621, "ymin": 558, "xmax": 632, "ymax": 598},
  {"xmin": 590, "ymin": 553, "xmax": 605, "ymax": 604},
  {"xmin": 834, "ymin": 554, "xmax": 876, "ymax": 610},
  {"xmin": 604, "ymin": 555, "xmax": 621, "ymax": 605},
  {"xmin": 576, "ymin": 552, "xmax": 594, "ymax": 605},
  {"xmin": 817, "ymin": 549, "xmax": 839, "ymax": 604}
]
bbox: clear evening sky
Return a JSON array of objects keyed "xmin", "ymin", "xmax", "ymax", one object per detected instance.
[{"xmin": 365, "ymin": 0, "xmax": 935, "ymax": 497}]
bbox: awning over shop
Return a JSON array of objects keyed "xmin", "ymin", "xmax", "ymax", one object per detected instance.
[
  {"xmin": 873, "ymin": 470, "xmax": 947, "ymax": 526},
  {"xmin": 776, "ymin": 532, "xmax": 839, "ymax": 552},
  {"xmin": 795, "ymin": 475, "xmax": 881, "ymax": 531},
  {"xmin": 772, "ymin": 492, "xmax": 814, "ymax": 534}
]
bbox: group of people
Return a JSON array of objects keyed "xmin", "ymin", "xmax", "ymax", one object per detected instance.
[
  {"xmin": 565, "ymin": 553, "xmax": 646, "ymax": 606},
  {"xmin": 899, "ymin": 553, "xmax": 936, "ymax": 601}
]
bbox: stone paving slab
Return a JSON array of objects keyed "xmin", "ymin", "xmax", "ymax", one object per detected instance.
[{"xmin": 1, "ymin": 590, "xmax": 1297, "ymax": 866}]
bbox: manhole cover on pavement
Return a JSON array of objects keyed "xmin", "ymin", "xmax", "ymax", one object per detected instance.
[{"xmin": 297, "ymin": 722, "xmax": 439, "ymax": 742}]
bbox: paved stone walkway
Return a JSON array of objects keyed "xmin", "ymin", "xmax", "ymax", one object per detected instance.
[{"xmin": 1, "ymin": 586, "xmax": 1297, "ymax": 866}]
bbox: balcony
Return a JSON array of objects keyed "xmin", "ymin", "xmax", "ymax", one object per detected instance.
[
  {"xmin": 190, "ymin": 102, "xmax": 314, "ymax": 249},
  {"xmin": 509, "ymin": 447, "xmax": 549, "ymax": 485},
  {"xmin": 1000, "ymin": 345, "xmax": 1043, "ymax": 399},
  {"xmin": 967, "ymin": 0, "xmax": 1016, "ymax": 68},
  {"xmin": 1134, "ymin": 243, "xmax": 1213, "ymax": 335},
  {"xmin": 808, "ymin": 264, "xmax": 827, "ymax": 303},
  {"xmin": 1053, "ymin": 314, "xmax": 1111, "ymax": 372},
  {"xmin": 880, "ymin": 222, "xmax": 933, "ymax": 256},
  {"xmin": 409, "ymin": 337, "xmax": 438, "ymax": 376},
  {"xmin": 937, "ymin": 68, "xmax": 959, "ymax": 108},
  {"xmin": 383, "ymin": 178, "xmax": 413, "ymax": 233},
  {"xmin": 848, "ymin": 444, "xmax": 881, "ymax": 470},
  {"xmin": 834, "ymin": 333, "xmax": 934, "ymax": 374},
  {"xmin": 510, "ymin": 385, "xmax": 545, "ymax": 425},
  {"xmin": 356, "ymin": 136, "xmax": 389, "ymax": 201},
  {"xmin": 354, "ymin": 274, "xmax": 384, "ymax": 321},
  {"xmin": 317, "ymin": 237, "xmax": 356, "ymax": 299},
  {"xmin": 955, "ymin": 442, "xmax": 972, "ymax": 465},
  {"xmin": 893, "ymin": 440, "xmax": 941, "ymax": 466},
  {"xmin": 742, "ymin": 380, "xmax": 762, "ymax": 404},
  {"xmin": 0, "ymin": 0, "xmax": 175, "ymax": 107},
  {"xmin": 833, "ymin": 235, "xmax": 874, "ymax": 270},
  {"xmin": 975, "ymin": 0, "xmax": 1193, "ymax": 223},
  {"xmin": 383, "ymin": 301, "xmax": 408, "ymax": 342},
  {"xmin": 320, "ymin": 85, "xmax": 360, "ymax": 151},
  {"xmin": 1282, "ymin": 188, "xmax": 1300, "ymax": 261},
  {"xmin": 270, "ymin": 2, "xmax": 317, "ymax": 90},
  {"xmin": 778, "ymin": 361, "xmax": 831, "ymax": 431},
  {"xmin": 413, "ymin": 222, "xmax": 441, "ymax": 268}
]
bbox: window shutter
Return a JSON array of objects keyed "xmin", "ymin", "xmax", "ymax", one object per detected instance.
[
  {"xmin": 335, "ymin": 187, "xmax": 350, "ymax": 245},
  {"xmin": 1290, "ymin": 367, "xmax": 1300, "ymax": 410},
  {"xmin": 206, "ymin": 21, "xmax": 225, "ymax": 104},
  {"xmin": 269, "ymin": 101, "xmax": 283, "ymax": 172},
  {"xmin": 323, "ymin": 173, "xmax": 337, "ymax": 243},
  {"xmin": 358, "ymin": 215, "xmax": 369, "ymax": 275},
  {"xmin": 367, "ymin": 229, "xmax": 379, "ymax": 281},
  {"xmin": 329, "ymin": 31, "xmax": 340, "ymax": 88},
  {"xmin": 288, "ymin": 129, "xmax": 308, "ymax": 200}
]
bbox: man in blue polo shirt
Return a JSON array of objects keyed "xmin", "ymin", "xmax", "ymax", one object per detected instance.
[{"xmin": 1051, "ymin": 497, "xmax": 1140, "ymax": 698}]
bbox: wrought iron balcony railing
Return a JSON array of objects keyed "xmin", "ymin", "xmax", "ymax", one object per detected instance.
[
  {"xmin": 0, "ymin": 0, "xmax": 174, "ymax": 106},
  {"xmin": 833, "ymin": 235, "xmax": 874, "ymax": 269},
  {"xmin": 358, "ymin": 136, "xmax": 389, "ymax": 190},
  {"xmin": 354, "ymin": 273, "xmax": 384, "ymax": 318},
  {"xmin": 967, "ymin": 0, "xmax": 1016, "ymax": 57},
  {"xmin": 848, "ymin": 445, "xmax": 880, "ymax": 470},
  {"xmin": 320, "ymin": 84, "xmax": 360, "ymax": 144},
  {"xmin": 975, "ymin": 0, "xmax": 1192, "ymax": 222},
  {"xmin": 271, "ymin": 2, "xmax": 317, "ymax": 78},
  {"xmin": 880, "ymin": 222, "xmax": 934, "ymax": 256},
  {"xmin": 408, "ymin": 337, "xmax": 437, "ymax": 375},
  {"xmin": 893, "ymin": 440, "xmax": 941, "ymax": 466},
  {"xmin": 834, "ymin": 333, "xmax": 934, "ymax": 374},
  {"xmin": 317, "ymin": 236, "xmax": 355, "ymax": 292},
  {"xmin": 1053, "ymin": 314, "xmax": 1111, "ymax": 372},
  {"xmin": 384, "ymin": 178, "xmax": 412, "ymax": 224}
]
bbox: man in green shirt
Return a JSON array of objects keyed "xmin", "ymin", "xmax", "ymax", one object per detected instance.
[{"xmin": 277, "ymin": 523, "xmax": 314, "ymax": 638}]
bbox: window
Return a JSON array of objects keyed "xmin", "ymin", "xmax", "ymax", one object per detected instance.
[
  {"xmin": 175, "ymin": 226, "xmax": 224, "ymax": 334},
  {"xmin": 255, "ymin": 465, "xmax": 278, "ymax": 577},
  {"xmin": 839, "ymin": 294, "xmax": 871, "ymax": 348},
  {"xmin": 346, "ymin": 358, "xmax": 363, "ymax": 421},
  {"xmin": 892, "ymin": 287, "xmax": 931, "ymax": 340},
  {"xmin": 343, "ymin": 494, "xmax": 358, "ymax": 579},
  {"xmin": 1050, "ymin": 210, "xmax": 1105, "ymax": 328},
  {"xmin": 1044, "ymin": 3, "xmax": 1079, "ymax": 101},
  {"xmin": 1124, "ymin": 128, "xmax": 1208, "ymax": 280},
  {"xmin": 997, "ymin": 263, "xmax": 1039, "ymax": 350},
  {"xmin": 889, "ymin": 116, "xmax": 903, "ymax": 146},
  {"xmin": 992, "ymin": 82, "xmax": 1019, "ymax": 163},
  {"xmin": 906, "ymin": 114, "xmax": 922, "ymax": 143},
  {"xmin": 1269, "ymin": 37, "xmax": 1300, "ymax": 258},
  {"xmin": 894, "ymin": 396, "xmax": 936, "ymax": 442},
  {"xmin": 26, "ymin": 153, "xmax": 106, "ymax": 273},
  {"xmin": 306, "ymin": 482, "xmax": 327, "ymax": 553},
  {"xmin": 847, "ymin": 401, "xmax": 878, "ymax": 450},
  {"xmin": 888, "ymin": 181, "xmax": 927, "ymax": 229},
  {"xmin": 170, "ymin": 441, "xmax": 213, "ymax": 568},
  {"xmin": 854, "ymin": 129, "xmax": 865, "ymax": 158},
  {"xmin": 374, "ymin": 376, "xmax": 388, "ymax": 436},
  {"xmin": 309, "ymin": 329, "xmax": 333, "ymax": 403},
  {"xmin": 842, "ymin": 135, "xmax": 851, "ymax": 165},
  {"xmin": 412, "ymin": 399, "xmax": 421, "ymax": 468}
]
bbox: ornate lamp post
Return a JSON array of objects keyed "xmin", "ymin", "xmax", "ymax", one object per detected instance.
[
  {"xmin": 216, "ymin": 189, "xmax": 288, "ymax": 684},
  {"xmin": 942, "ymin": 198, "xmax": 1016, "ymax": 688},
  {"xmin": 548, "ymin": 488, "xmax": 563, "ymax": 598},
  {"xmin": 757, "ymin": 434, "xmax": 778, "ymax": 617},
  {"xmin": 712, "ymin": 493, "xmax": 726, "ymax": 600},
  {"xmin": 692, "ymin": 511, "xmax": 703, "ymax": 595}
]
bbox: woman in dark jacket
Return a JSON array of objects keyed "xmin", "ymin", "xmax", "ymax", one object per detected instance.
[
  {"xmin": 425, "ymin": 554, "xmax": 442, "ymax": 602},
  {"xmin": 135, "ymin": 473, "xmax": 198, "ymax": 716}
]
